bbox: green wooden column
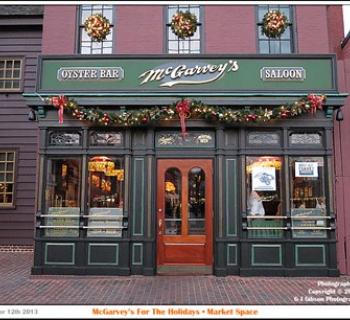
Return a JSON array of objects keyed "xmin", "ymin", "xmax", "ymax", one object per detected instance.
[{"xmin": 130, "ymin": 129, "xmax": 155, "ymax": 275}]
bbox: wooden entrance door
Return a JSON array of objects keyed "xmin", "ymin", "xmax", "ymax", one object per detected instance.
[{"xmin": 157, "ymin": 159, "xmax": 213, "ymax": 273}]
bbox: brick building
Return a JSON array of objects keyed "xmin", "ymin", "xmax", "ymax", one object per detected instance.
[
  {"xmin": 334, "ymin": 26, "xmax": 350, "ymax": 276},
  {"xmin": 2, "ymin": 4, "xmax": 350, "ymax": 276}
]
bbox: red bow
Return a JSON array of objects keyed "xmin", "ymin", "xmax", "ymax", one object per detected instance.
[
  {"xmin": 48, "ymin": 95, "xmax": 68, "ymax": 125},
  {"xmin": 307, "ymin": 94, "xmax": 326, "ymax": 114},
  {"xmin": 176, "ymin": 99, "xmax": 191, "ymax": 139}
]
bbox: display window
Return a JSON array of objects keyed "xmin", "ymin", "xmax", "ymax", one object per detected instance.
[
  {"xmin": 44, "ymin": 158, "xmax": 81, "ymax": 237},
  {"xmin": 290, "ymin": 157, "xmax": 328, "ymax": 238},
  {"xmin": 246, "ymin": 156, "xmax": 285, "ymax": 238},
  {"xmin": 87, "ymin": 156, "xmax": 124, "ymax": 237}
]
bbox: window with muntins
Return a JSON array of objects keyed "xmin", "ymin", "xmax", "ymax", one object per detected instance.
[
  {"xmin": 78, "ymin": 5, "xmax": 114, "ymax": 54},
  {"xmin": 40, "ymin": 129, "xmax": 127, "ymax": 238},
  {"xmin": 257, "ymin": 5, "xmax": 294, "ymax": 53},
  {"xmin": 0, "ymin": 58, "xmax": 23, "ymax": 92},
  {"xmin": 0, "ymin": 151, "xmax": 16, "ymax": 207},
  {"xmin": 167, "ymin": 5, "xmax": 201, "ymax": 54}
]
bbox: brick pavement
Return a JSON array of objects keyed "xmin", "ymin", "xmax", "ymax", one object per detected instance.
[{"xmin": 1, "ymin": 252, "xmax": 350, "ymax": 305}]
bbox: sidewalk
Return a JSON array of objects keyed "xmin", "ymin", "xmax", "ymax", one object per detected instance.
[{"xmin": 1, "ymin": 252, "xmax": 350, "ymax": 305}]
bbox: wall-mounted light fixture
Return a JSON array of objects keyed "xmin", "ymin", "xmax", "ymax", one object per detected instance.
[
  {"xmin": 28, "ymin": 109, "xmax": 37, "ymax": 121},
  {"xmin": 336, "ymin": 108, "xmax": 344, "ymax": 122}
]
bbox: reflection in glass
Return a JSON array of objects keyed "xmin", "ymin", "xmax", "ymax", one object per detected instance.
[
  {"xmin": 45, "ymin": 159, "xmax": 81, "ymax": 211},
  {"xmin": 167, "ymin": 5, "xmax": 201, "ymax": 54},
  {"xmin": 246, "ymin": 156, "xmax": 282, "ymax": 216},
  {"xmin": 246, "ymin": 156, "xmax": 283, "ymax": 238},
  {"xmin": 257, "ymin": 5, "xmax": 293, "ymax": 54},
  {"xmin": 164, "ymin": 168, "xmax": 181, "ymax": 235},
  {"xmin": 44, "ymin": 159, "xmax": 81, "ymax": 237},
  {"xmin": 290, "ymin": 157, "xmax": 327, "ymax": 238},
  {"xmin": 188, "ymin": 167, "xmax": 205, "ymax": 234},
  {"xmin": 87, "ymin": 156, "xmax": 124, "ymax": 237},
  {"xmin": 79, "ymin": 5, "xmax": 114, "ymax": 54},
  {"xmin": 290, "ymin": 157, "xmax": 325, "ymax": 210}
]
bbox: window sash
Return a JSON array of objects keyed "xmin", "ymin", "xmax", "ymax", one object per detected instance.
[
  {"xmin": 166, "ymin": 5, "xmax": 202, "ymax": 54},
  {"xmin": 0, "ymin": 151, "xmax": 16, "ymax": 207},
  {"xmin": 0, "ymin": 58, "xmax": 23, "ymax": 92},
  {"xmin": 78, "ymin": 5, "xmax": 114, "ymax": 54},
  {"xmin": 41, "ymin": 154, "xmax": 125, "ymax": 238},
  {"xmin": 257, "ymin": 5, "xmax": 294, "ymax": 54}
]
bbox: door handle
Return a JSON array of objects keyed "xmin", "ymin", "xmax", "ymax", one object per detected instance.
[
  {"xmin": 158, "ymin": 208, "xmax": 163, "ymax": 235},
  {"xmin": 158, "ymin": 218, "xmax": 163, "ymax": 235}
]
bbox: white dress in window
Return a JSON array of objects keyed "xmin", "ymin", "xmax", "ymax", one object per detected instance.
[{"xmin": 248, "ymin": 191, "xmax": 265, "ymax": 216}]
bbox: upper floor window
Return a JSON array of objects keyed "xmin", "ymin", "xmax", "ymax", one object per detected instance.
[
  {"xmin": 78, "ymin": 5, "xmax": 114, "ymax": 54},
  {"xmin": 0, "ymin": 58, "xmax": 23, "ymax": 92},
  {"xmin": 0, "ymin": 151, "xmax": 16, "ymax": 207},
  {"xmin": 167, "ymin": 5, "xmax": 201, "ymax": 54},
  {"xmin": 257, "ymin": 5, "xmax": 294, "ymax": 54}
]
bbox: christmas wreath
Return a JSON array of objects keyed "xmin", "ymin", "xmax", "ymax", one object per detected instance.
[
  {"xmin": 84, "ymin": 13, "xmax": 111, "ymax": 42},
  {"xmin": 45, "ymin": 94, "xmax": 326, "ymax": 127},
  {"xmin": 262, "ymin": 10, "xmax": 289, "ymax": 38},
  {"xmin": 171, "ymin": 10, "xmax": 198, "ymax": 39}
]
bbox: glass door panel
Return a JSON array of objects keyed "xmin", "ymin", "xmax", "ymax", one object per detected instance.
[
  {"xmin": 164, "ymin": 168, "xmax": 182, "ymax": 235},
  {"xmin": 157, "ymin": 159, "xmax": 213, "ymax": 267},
  {"xmin": 188, "ymin": 167, "xmax": 205, "ymax": 235}
]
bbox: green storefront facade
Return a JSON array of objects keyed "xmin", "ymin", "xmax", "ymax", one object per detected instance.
[{"xmin": 25, "ymin": 54, "xmax": 347, "ymax": 276}]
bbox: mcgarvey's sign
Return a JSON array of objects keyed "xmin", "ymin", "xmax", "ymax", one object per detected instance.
[
  {"xmin": 37, "ymin": 55, "xmax": 336, "ymax": 93},
  {"xmin": 138, "ymin": 60, "xmax": 239, "ymax": 87}
]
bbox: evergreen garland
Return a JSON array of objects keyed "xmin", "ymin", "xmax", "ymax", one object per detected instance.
[{"xmin": 46, "ymin": 94, "xmax": 326, "ymax": 126}]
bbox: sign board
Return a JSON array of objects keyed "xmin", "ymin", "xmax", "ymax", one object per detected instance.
[
  {"xmin": 252, "ymin": 166, "xmax": 276, "ymax": 191},
  {"xmin": 57, "ymin": 67, "xmax": 124, "ymax": 81},
  {"xmin": 37, "ymin": 55, "xmax": 336, "ymax": 93},
  {"xmin": 295, "ymin": 162, "xmax": 318, "ymax": 177},
  {"xmin": 45, "ymin": 207, "xmax": 80, "ymax": 237},
  {"xmin": 291, "ymin": 208, "xmax": 327, "ymax": 238},
  {"xmin": 260, "ymin": 67, "xmax": 306, "ymax": 81},
  {"xmin": 87, "ymin": 208, "xmax": 123, "ymax": 237}
]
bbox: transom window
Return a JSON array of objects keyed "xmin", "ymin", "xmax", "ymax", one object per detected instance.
[
  {"xmin": 257, "ymin": 5, "xmax": 294, "ymax": 53},
  {"xmin": 78, "ymin": 5, "xmax": 114, "ymax": 54},
  {"xmin": 0, "ymin": 58, "xmax": 22, "ymax": 91},
  {"xmin": 167, "ymin": 5, "xmax": 201, "ymax": 54},
  {"xmin": 0, "ymin": 151, "xmax": 16, "ymax": 207}
]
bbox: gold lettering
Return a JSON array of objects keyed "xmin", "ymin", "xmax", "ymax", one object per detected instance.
[
  {"xmin": 139, "ymin": 59, "xmax": 239, "ymax": 86},
  {"xmin": 138, "ymin": 69, "xmax": 166, "ymax": 85},
  {"xmin": 171, "ymin": 65, "xmax": 187, "ymax": 79},
  {"xmin": 228, "ymin": 60, "xmax": 239, "ymax": 72},
  {"xmin": 184, "ymin": 67, "xmax": 196, "ymax": 76}
]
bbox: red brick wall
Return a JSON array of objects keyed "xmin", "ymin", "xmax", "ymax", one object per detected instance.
[
  {"xmin": 334, "ymin": 38, "xmax": 350, "ymax": 275},
  {"xmin": 116, "ymin": 6, "xmax": 164, "ymax": 54},
  {"xmin": 42, "ymin": 5, "xmax": 76, "ymax": 54},
  {"xmin": 41, "ymin": 5, "xmax": 342, "ymax": 55},
  {"xmin": 295, "ymin": 6, "xmax": 330, "ymax": 53},
  {"xmin": 327, "ymin": 6, "xmax": 344, "ymax": 57},
  {"xmin": 204, "ymin": 6, "xmax": 256, "ymax": 53}
]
